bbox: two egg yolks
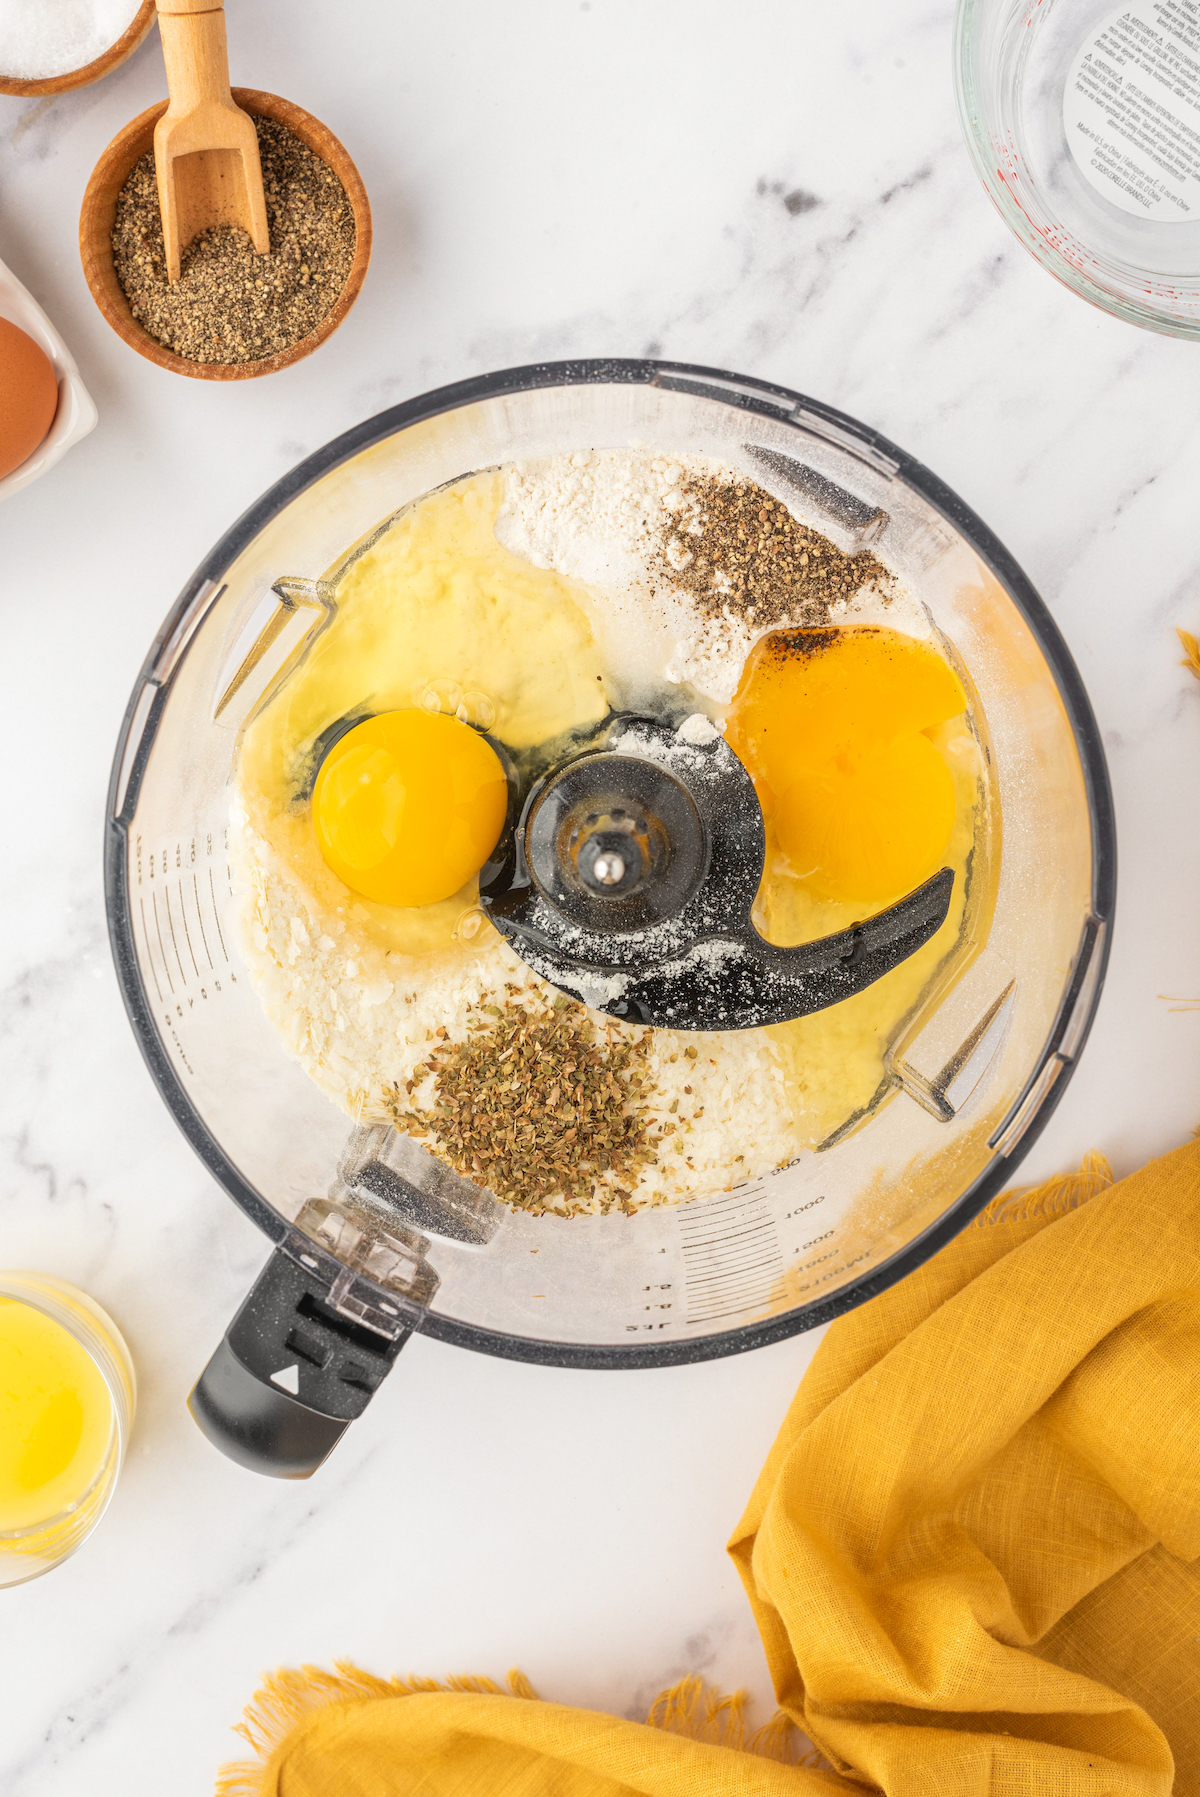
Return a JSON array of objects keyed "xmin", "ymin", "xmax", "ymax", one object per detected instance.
[
  {"xmin": 313, "ymin": 632, "xmax": 965, "ymax": 912},
  {"xmin": 725, "ymin": 628, "xmax": 968, "ymax": 904},
  {"xmin": 312, "ymin": 711, "xmax": 508, "ymax": 907}
]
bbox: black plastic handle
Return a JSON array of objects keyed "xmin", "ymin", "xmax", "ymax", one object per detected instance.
[{"xmin": 188, "ymin": 1249, "xmax": 408, "ymax": 1478}]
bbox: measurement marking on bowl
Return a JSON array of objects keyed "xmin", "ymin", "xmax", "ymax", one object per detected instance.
[
  {"xmin": 151, "ymin": 890, "xmax": 174, "ymax": 995},
  {"xmin": 192, "ymin": 872, "xmax": 213, "ymax": 968},
  {"xmin": 163, "ymin": 884, "xmax": 187, "ymax": 986},
  {"xmin": 140, "ymin": 898, "xmax": 163, "ymax": 1003},
  {"xmin": 176, "ymin": 879, "xmax": 200, "ymax": 977},
  {"xmin": 135, "ymin": 839, "xmax": 235, "ymax": 1024},
  {"xmin": 208, "ymin": 867, "xmax": 229, "ymax": 960},
  {"xmin": 681, "ymin": 1186, "xmax": 784, "ymax": 1324}
]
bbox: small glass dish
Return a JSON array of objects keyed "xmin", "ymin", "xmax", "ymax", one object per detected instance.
[
  {"xmin": 955, "ymin": 0, "xmax": 1200, "ymax": 338},
  {"xmin": 0, "ymin": 1273, "xmax": 136, "ymax": 1588}
]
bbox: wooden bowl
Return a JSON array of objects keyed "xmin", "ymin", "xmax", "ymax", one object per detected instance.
[
  {"xmin": 78, "ymin": 88, "xmax": 372, "ymax": 382},
  {"xmin": 0, "ymin": 1, "xmax": 156, "ymax": 97}
]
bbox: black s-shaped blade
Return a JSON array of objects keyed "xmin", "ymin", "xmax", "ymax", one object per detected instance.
[{"xmin": 480, "ymin": 717, "xmax": 953, "ymax": 1031}]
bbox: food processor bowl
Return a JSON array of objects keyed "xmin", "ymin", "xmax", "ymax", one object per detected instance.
[{"xmin": 105, "ymin": 360, "xmax": 1115, "ymax": 1477}]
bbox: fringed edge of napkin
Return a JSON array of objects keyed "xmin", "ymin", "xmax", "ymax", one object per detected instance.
[
  {"xmin": 215, "ymin": 1663, "xmax": 824, "ymax": 1794},
  {"xmin": 645, "ymin": 1674, "xmax": 828, "ymax": 1766},
  {"xmin": 974, "ymin": 1151, "xmax": 1112, "ymax": 1228}
]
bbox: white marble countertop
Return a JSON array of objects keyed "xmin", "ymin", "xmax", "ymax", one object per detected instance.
[{"xmin": 3, "ymin": 2, "xmax": 1200, "ymax": 1790}]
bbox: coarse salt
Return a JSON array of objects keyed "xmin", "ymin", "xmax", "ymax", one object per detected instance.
[{"xmin": 0, "ymin": 0, "xmax": 142, "ymax": 79}]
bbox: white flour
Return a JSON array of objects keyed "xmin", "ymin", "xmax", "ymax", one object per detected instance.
[
  {"xmin": 497, "ymin": 449, "xmax": 707, "ymax": 705},
  {"xmin": 0, "ymin": 0, "xmax": 142, "ymax": 78}
]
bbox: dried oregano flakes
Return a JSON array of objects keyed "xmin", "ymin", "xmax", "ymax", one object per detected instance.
[{"xmin": 387, "ymin": 996, "xmax": 679, "ymax": 1217}]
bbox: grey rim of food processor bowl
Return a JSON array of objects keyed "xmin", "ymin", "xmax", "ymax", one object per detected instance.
[
  {"xmin": 104, "ymin": 357, "xmax": 1117, "ymax": 1378},
  {"xmin": 953, "ymin": 0, "xmax": 1200, "ymax": 341}
]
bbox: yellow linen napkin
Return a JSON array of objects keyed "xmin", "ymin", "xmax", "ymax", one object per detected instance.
[{"xmin": 219, "ymin": 1141, "xmax": 1200, "ymax": 1796}]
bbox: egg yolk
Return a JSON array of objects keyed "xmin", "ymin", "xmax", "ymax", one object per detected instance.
[
  {"xmin": 725, "ymin": 627, "xmax": 968, "ymax": 903},
  {"xmin": 312, "ymin": 710, "xmax": 508, "ymax": 907}
]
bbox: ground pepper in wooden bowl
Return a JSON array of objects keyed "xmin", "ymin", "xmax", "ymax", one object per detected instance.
[
  {"xmin": 111, "ymin": 115, "xmax": 355, "ymax": 366},
  {"xmin": 80, "ymin": 89, "xmax": 371, "ymax": 380}
]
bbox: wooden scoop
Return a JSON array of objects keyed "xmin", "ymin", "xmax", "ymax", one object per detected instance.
[{"xmin": 154, "ymin": 0, "xmax": 269, "ymax": 282}]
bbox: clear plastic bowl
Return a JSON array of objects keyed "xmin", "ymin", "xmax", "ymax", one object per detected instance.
[{"xmin": 955, "ymin": 0, "xmax": 1200, "ymax": 337}]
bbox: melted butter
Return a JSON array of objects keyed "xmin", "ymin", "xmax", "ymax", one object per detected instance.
[
  {"xmin": 0, "ymin": 1299, "xmax": 113, "ymax": 1535},
  {"xmin": 238, "ymin": 473, "xmax": 609, "ymax": 955}
]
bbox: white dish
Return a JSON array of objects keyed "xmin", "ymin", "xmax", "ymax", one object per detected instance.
[{"xmin": 0, "ymin": 255, "xmax": 97, "ymax": 502}]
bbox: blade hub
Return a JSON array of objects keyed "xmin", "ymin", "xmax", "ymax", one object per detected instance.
[
  {"xmin": 575, "ymin": 823, "xmax": 642, "ymax": 895},
  {"xmin": 525, "ymin": 753, "xmax": 707, "ymax": 933}
]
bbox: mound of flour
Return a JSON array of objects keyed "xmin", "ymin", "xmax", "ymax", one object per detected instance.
[{"xmin": 497, "ymin": 449, "xmax": 711, "ymax": 705}]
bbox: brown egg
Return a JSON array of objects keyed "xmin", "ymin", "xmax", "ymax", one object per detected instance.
[{"xmin": 0, "ymin": 317, "xmax": 59, "ymax": 481}]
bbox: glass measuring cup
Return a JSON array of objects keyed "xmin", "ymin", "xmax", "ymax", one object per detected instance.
[{"xmin": 956, "ymin": 0, "xmax": 1200, "ymax": 337}]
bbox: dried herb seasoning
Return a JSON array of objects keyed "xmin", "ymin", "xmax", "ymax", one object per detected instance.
[
  {"xmin": 654, "ymin": 475, "xmax": 892, "ymax": 630},
  {"xmin": 387, "ymin": 997, "xmax": 667, "ymax": 1216},
  {"xmin": 110, "ymin": 115, "xmax": 356, "ymax": 366}
]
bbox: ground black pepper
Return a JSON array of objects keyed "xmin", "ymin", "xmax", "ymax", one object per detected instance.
[
  {"xmin": 387, "ymin": 997, "xmax": 665, "ymax": 1217},
  {"xmin": 654, "ymin": 474, "xmax": 893, "ymax": 630},
  {"xmin": 111, "ymin": 115, "xmax": 356, "ymax": 365}
]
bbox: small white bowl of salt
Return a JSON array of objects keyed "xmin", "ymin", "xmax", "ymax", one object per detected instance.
[{"xmin": 0, "ymin": 0, "xmax": 155, "ymax": 97}]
